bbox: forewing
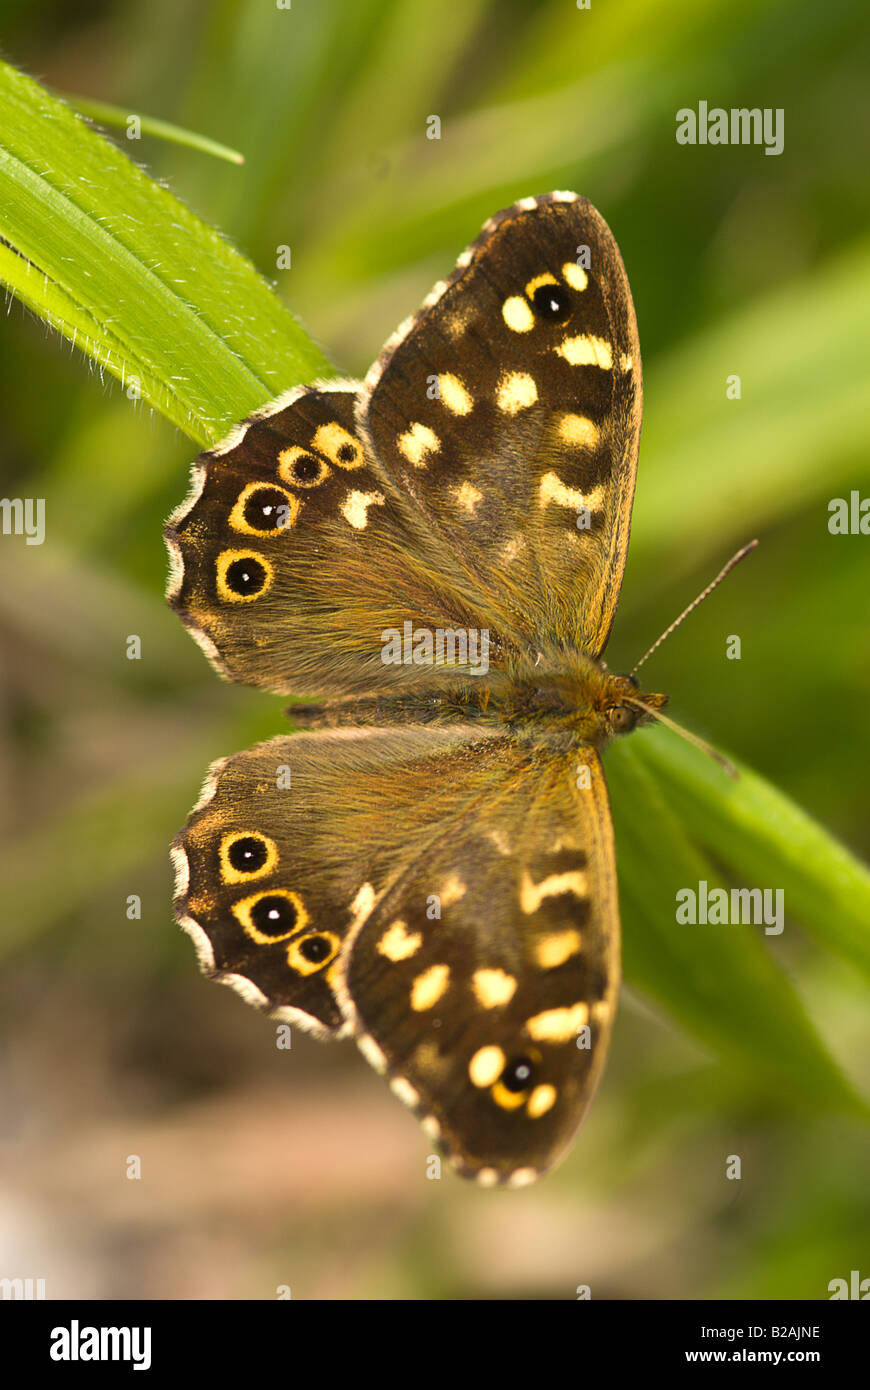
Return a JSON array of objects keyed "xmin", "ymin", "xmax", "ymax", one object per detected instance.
[
  {"xmin": 361, "ymin": 192, "xmax": 641, "ymax": 656},
  {"xmin": 165, "ymin": 383, "xmax": 509, "ymax": 696}
]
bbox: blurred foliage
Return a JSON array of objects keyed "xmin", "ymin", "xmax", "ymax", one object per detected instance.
[{"xmin": 0, "ymin": 0, "xmax": 868, "ymax": 1301}]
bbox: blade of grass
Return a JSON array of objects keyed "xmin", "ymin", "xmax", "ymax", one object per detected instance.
[
  {"xmin": 60, "ymin": 93, "xmax": 245, "ymax": 165},
  {"xmin": 605, "ymin": 738, "xmax": 866, "ymax": 1119},
  {"xmin": 0, "ymin": 60, "xmax": 333, "ymax": 445}
]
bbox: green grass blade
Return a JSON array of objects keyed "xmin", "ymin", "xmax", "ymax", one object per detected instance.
[
  {"xmin": 61, "ymin": 93, "xmax": 245, "ymax": 165},
  {"xmin": 635, "ymin": 726, "xmax": 870, "ymax": 982},
  {"xmin": 0, "ymin": 60, "xmax": 333, "ymax": 445},
  {"xmin": 605, "ymin": 738, "xmax": 866, "ymax": 1118}
]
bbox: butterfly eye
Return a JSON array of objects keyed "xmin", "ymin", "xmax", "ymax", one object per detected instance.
[
  {"xmin": 216, "ymin": 550, "xmax": 273, "ymax": 602},
  {"xmin": 608, "ymin": 705, "xmax": 637, "ymax": 734},
  {"xmin": 278, "ymin": 446, "xmax": 331, "ymax": 488},
  {"xmin": 530, "ymin": 283, "xmax": 572, "ymax": 323}
]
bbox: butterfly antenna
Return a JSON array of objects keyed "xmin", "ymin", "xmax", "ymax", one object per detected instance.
[
  {"xmin": 630, "ymin": 539, "xmax": 759, "ymax": 679},
  {"xmin": 624, "ymin": 696, "xmax": 739, "ymax": 779}
]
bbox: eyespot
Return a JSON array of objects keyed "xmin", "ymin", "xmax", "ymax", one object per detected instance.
[
  {"xmin": 287, "ymin": 931, "xmax": 340, "ymax": 976},
  {"xmin": 312, "ymin": 422, "xmax": 364, "ymax": 469},
  {"xmin": 219, "ymin": 832, "xmax": 278, "ymax": 884},
  {"xmin": 233, "ymin": 890, "xmax": 308, "ymax": 943},
  {"xmin": 216, "ymin": 550, "xmax": 273, "ymax": 602},
  {"xmin": 278, "ymin": 446, "xmax": 331, "ymax": 488},
  {"xmin": 608, "ymin": 705, "xmax": 637, "ymax": 734},
  {"xmin": 491, "ymin": 1054, "xmax": 537, "ymax": 1110},
  {"xmin": 530, "ymin": 283, "xmax": 572, "ymax": 322},
  {"xmin": 229, "ymin": 483, "xmax": 299, "ymax": 536}
]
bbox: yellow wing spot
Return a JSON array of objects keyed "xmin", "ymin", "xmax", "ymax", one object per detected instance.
[
  {"xmin": 535, "ymin": 930, "xmax": 582, "ymax": 969},
  {"xmin": 502, "ymin": 296, "xmax": 534, "ymax": 332},
  {"xmin": 500, "ymin": 534, "xmax": 525, "ymax": 565},
  {"xmin": 216, "ymin": 550, "xmax": 274, "ymax": 604},
  {"xmin": 486, "ymin": 827, "xmax": 511, "ymax": 855},
  {"xmin": 452, "ymin": 481, "xmax": 483, "ymax": 515},
  {"xmin": 377, "ymin": 919, "xmax": 422, "ymax": 962},
  {"xmin": 562, "ymin": 262, "xmax": 588, "ymax": 291},
  {"xmin": 525, "ymin": 272, "xmax": 558, "ymax": 297},
  {"xmin": 472, "ymin": 968, "xmax": 517, "ymax": 1008},
  {"xmin": 558, "ymin": 414, "xmax": 599, "ymax": 449},
  {"xmin": 520, "ymin": 869, "xmax": 588, "ymax": 915},
  {"xmin": 538, "ymin": 472, "xmax": 604, "ymax": 512},
  {"xmin": 556, "ymin": 335, "xmax": 613, "ymax": 369},
  {"xmin": 468, "ymin": 1045, "xmax": 505, "ymax": 1088},
  {"xmin": 349, "ymin": 881, "xmax": 376, "ymax": 930},
  {"xmin": 476, "ymin": 1167, "xmax": 500, "ymax": 1187},
  {"xmin": 287, "ymin": 930, "xmax": 340, "ymax": 976},
  {"xmin": 411, "ymin": 963, "xmax": 450, "ymax": 1011},
  {"xmin": 438, "ymin": 373, "xmax": 473, "ymax": 415},
  {"xmin": 341, "ymin": 490, "xmax": 385, "ymax": 529},
  {"xmin": 496, "ymin": 371, "xmax": 538, "ymax": 415},
  {"xmin": 358, "ymin": 1033, "xmax": 387, "ymax": 1074},
  {"xmin": 592, "ymin": 999, "xmax": 612, "ymax": 1025},
  {"xmin": 620, "ymin": 352, "xmax": 633, "ymax": 372},
  {"xmin": 439, "ymin": 873, "xmax": 467, "ymax": 907},
  {"xmin": 398, "ymin": 422, "xmax": 441, "ymax": 467},
  {"xmin": 527, "ymin": 1084, "xmax": 557, "ymax": 1118},
  {"xmin": 229, "ymin": 482, "xmax": 299, "ymax": 537},
  {"xmin": 526, "ymin": 1003, "xmax": 589, "ymax": 1042},
  {"xmin": 219, "ymin": 831, "xmax": 278, "ymax": 885},
  {"xmin": 507, "ymin": 1167, "xmax": 539, "ymax": 1188},
  {"xmin": 312, "ymin": 422, "xmax": 364, "ymax": 469},
  {"xmin": 232, "ymin": 889, "xmax": 308, "ymax": 944}
]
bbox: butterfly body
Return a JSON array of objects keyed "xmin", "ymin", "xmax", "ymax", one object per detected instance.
[{"xmin": 166, "ymin": 192, "xmax": 665, "ymax": 1184}]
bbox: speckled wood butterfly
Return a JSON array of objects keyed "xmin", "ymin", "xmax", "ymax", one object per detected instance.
[{"xmin": 165, "ymin": 192, "xmax": 670, "ymax": 1187}]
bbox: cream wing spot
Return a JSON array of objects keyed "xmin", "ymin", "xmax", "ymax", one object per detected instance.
[
  {"xmin": 438, "ymin": 373, "xmax": 473, "ymax": 415},
  {"xmin": 562, "ymin": 261, "xmax": 589, "ymax": 291},
  {"xmin": 526, "ymin": 1003, "xmax": 589, "ymax": 1042},
  {"xmin": 538, "ymin": 473, "xmax": 604, "ymax": 513},
  {"xmin": 502, "ymin": 296, "xmax": 534, "ymax": 332},
  {"xmin": 468, "ymin": 1045, "xmax": 506, "ymax": 1088},
  {"xmin": 520, "ymin": 869, "xmax": 588, "ymax": 914},
  {"xmin": 411, "ymin": 964, "xmax": 450, "ymax": 1011},
  {"xmin": 472, "ymin": 969, "xmax": 517, "ymax": 1008},
  {"xmin": 341, "ymin": 490, "xmax": 385, "ymax": 529},
  {"xmin": 556, "ymin": 334, "xmax": 613, "ymax": 369},
  {"xmin": 390, "ymin": 1076, "xmax": 420, "ymax": 1108},
  {"xmin": 377, "ymin": 919, "xmax": 422, "ymax": 962},
  {"xmin": 527, "ymin": 1085, "xmax": 557, "ymax": 1119},
  {"xmin": 397, "ymin": 422, "xmax": 440, "ymax": 467},
  {"xmin": 496, "ymin": 371, "xmax": 538, "ymax": 414},
  {"xmin": 453, "ymin": 481, "xmax": 483, "ymax": 515},
  {"xmin": 439, "ymin": 873, "xmax": 466, "ymax": 907},
  {"xmin": 558, "ymin": 414, "xmax": 600, "ymax": 449},
  {"xmin": 535, "ymin": 929, "xmax": 582, "ymax": 968}
]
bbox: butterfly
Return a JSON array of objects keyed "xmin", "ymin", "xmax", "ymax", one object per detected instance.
[{"xmin": 164, "ymin": 191, "xmax": 669, "ymax": 1188}]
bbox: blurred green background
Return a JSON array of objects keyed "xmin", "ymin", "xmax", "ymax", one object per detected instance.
[{"xmin": 1, "ymin": 0, "xmax": 868, "ymax": 1300}]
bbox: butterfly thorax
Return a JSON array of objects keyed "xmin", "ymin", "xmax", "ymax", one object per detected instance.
[{"xmin": 293, "ymin": 648, "xmax": 667, "ymax": 751}]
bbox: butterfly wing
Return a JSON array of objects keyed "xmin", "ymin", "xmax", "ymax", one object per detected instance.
[
  {"xmin": 165, "ymin": 383, "xmax": 515, "ymax": 696},
  {"xmin": 361, "ymin": 191, "xmax": 641, "ymax": 656},
  {"xmin": 173, "ymin": 725, "xmax": 618, "ymax": 1183}
]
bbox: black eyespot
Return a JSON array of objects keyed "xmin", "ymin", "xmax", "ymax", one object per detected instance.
[
  {"xmin": 298, "ymin": 934, "xmax": 332, "ymax": 963},
  {"xmin": 243, "ymin": 487, "xmax": 291, "ymax": 531},
  {"xmin": 227, "ymin": 836, "xmax": 268, "ymax": 873},
  {"xmin": 250, "ymin": 895, "xmax": 299, "ymax": 938},
  {"xmin": 501, "ymin": 1056, "xmax": 535, "ymax": 1093},
  {"xmin": 608, "ymin": 705, "xmax": 636, "ymax": 734},
  {"xmin": 224, "ymin": 557, "xmax": 268, "ymax": 596},
  {"xmin": 531, "ymin": 283, "xmax": 571, "ymax": 322},
  {"xmin": 337, "ymin": 443, "xmax": 356, "ymax": 463},
  {"xmin": 290, "ymin": 452, "xmax": 325, "ymax": 483}
]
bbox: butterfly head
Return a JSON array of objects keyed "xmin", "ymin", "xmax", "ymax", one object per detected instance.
[{"xmin": 604, "ymin": 671, "xmax": 668, "ymax": 737}]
